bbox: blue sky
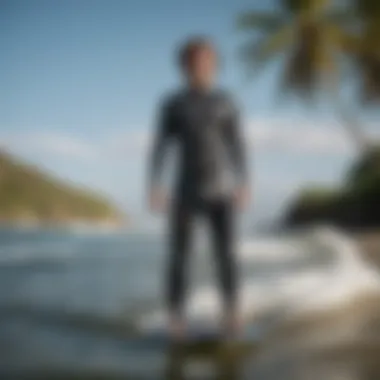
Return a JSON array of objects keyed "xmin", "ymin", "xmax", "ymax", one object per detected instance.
[{"xmin": 0, "ymin": 0, "xmax": 368, "ymax": 227}]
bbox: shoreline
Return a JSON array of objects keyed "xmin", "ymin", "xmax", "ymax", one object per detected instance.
[
  {"xmin": 0, "ymin": 220, "xmax": 128, "ymax": 233},
  {"xmin": 0, "ymin": 225, "xmax": 380, "ymax": 379},
  {"xmin": 355, "ymin": 230, "xmax": 380, "ymax": 269}
]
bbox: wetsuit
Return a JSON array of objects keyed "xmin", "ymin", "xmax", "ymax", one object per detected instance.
[{"xmin": 149, "ymin": 87, "xmax": 248, "ymax": 315}]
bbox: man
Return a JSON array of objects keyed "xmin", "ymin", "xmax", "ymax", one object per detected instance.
[{"xmin": 147, "ymin": 36, "xmax": 250, "ymax": 340}]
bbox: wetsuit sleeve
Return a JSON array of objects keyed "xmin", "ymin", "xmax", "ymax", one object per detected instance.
[
  {"xmin": 224, "ymin": 97, "xmax": 249, "ymax": 186},
  {"xmin": 148, "ymin": 98, "xmax": 176, "ymax": 190}
]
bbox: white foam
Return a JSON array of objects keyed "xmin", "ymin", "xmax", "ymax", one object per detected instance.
[
  {"xmin": 140, "ymin": 226, "xmax": 380, "ymax": 331},
  {"xmin": 238, "ymin": 238, "xmax": 303, "ymax": 262}
]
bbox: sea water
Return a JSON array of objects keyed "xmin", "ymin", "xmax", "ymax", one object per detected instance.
[{"xmin": 0, "ymin": 225, "xmax": 379, "ymax": 379}]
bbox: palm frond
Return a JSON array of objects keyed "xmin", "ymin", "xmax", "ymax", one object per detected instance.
[
  {"xmin": 281, "ymin": 22, "xmax": 326, "ymax": 98},
  {"xmin": 240, "ymin": 25, "xmax": 294, "ymax": 74},
  {"xmin": 355, "ymin": 0, "xmax": 380, "ymax": 18},
  {"xmin": 282, "ymin": 0, "xmax": 331, "ymax": 13},
  {"xmin": 325, "ymin": 8, "xmax": 358, "ymax": 28},
  {"xmin": 362, "ymin": 22, "xmax": 380, "ymax": 58},
  {"xmin": 359, "ymin": 55, "xmax": 380, "ymax": 104},
  {"xmin": 356, "ymin": 19, "xmax": 380, "ymax": 103},
  {"xmin": 326, "ymin": 24, "xmax": 360, "ymax": 54},
  {"xmin": 237, "ymin": 11, "xmax": 287, "ymax": 32},
  {"xmin": 282, "ymin": 46, "xmax": 317, "ymax": 97}
]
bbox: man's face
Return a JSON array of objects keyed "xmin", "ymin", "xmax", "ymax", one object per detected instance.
[{"xmin": 186, "ymin": 47, "xmax": 217, "ymax": 88}]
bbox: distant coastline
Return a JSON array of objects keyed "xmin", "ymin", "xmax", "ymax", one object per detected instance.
[
  {"xmin": 0, "ymin": 217, "xmax": 126, "ymax": 231},
  {"xmin": 0, "ymin": 150, "xmax": 127, "ymax": 228},
  {"xmin": 283, "ymin": 147, "xmax": 380, "ymax": 231}
]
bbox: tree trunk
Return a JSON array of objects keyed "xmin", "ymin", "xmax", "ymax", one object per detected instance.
[{"xmin": 331, "ymin": 87, "xmax": 370, "ymax": 153}]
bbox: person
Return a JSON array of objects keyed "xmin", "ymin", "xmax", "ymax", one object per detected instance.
[{"xmin": 147, "ymin": 36, "xmax": 250, "ymax": 340}]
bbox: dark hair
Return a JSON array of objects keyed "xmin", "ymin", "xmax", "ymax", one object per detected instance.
[{"xmin": 178, "ymin": 36, "xmax": 217, "ymax": 68}]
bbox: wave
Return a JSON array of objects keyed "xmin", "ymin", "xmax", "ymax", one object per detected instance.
[
  {"xmin": 0, "ymin": 241, "xmax": 80, "ymax": 265},
  {"xmin": 140, "ymin": 226, "xmax": 380, "ymax": 332}
]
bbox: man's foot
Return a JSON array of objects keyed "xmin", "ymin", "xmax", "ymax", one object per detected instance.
[{"xmin": 169, "ymin": 314, "xmax": 186, "ymax": 341}]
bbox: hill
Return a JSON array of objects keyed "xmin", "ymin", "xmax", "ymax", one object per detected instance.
[
  {"xmin": 284, "ymin": 147, "xmax": 380, "ymax": 229},
  {"xmin": 0, "ymin": 150, "xmax": 123, "ymax": 227}
]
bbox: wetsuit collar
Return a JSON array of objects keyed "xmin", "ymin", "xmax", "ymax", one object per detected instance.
[{"xmin": 186, "ymin": 84, "xmax": 215, "ymax": 97}]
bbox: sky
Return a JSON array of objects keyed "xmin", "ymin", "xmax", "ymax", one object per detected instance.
[{"xmin": 0, "ymin": 0, "xmax": 372, "ymax": 229}]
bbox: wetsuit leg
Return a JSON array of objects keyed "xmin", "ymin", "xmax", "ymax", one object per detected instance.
[
  {"xmin": 206, "ymin": 198, "xmax": 238, "ymax": 311},
  {"xmin": 167, "ymin": 198, "xmax": 194, "ymax": 316}
]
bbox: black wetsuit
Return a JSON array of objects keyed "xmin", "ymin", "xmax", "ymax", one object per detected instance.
[{"xmin": 149, "ymin": 87, "xmax": 248, "ymax": 315}]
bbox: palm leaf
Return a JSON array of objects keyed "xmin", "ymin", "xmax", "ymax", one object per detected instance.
[
  {"xmin": 355, "ymin": 0, "xmax": 380, "ymax": 18},
  {"xmin": 237, "ymin": 12, "xmax": 287, "ymax": 32},
  {"xmin": 282, "ymin": 46, "xmax": 316, "ymax": 98},
  {"xmin": 359, "ymin": 55, "xmax": 380, "ymax": 103},
  {"xmin": 281, "ymin": 22, "xmax": 325, "ymax": 97},
  {"xmin": 240, "ymin": 25, "xmax": 294, "ymax": 73},
  {"xmin": 326, "ymin": 25, "xmax": 360, "ymax": 54},
  {"xmin": 355, "ymin": 20, "xmax": 380, "ymax": 103},
  {"xmin": 325, "ymin": 8, "xmax": 358, "ymax": 28},
  {"xmin": 282, "ymin": 0, "xmax": 331, "ymax": 13},
  {"xmin": 236, "ymin": 0, "xmax": 371, "ymax": 148},
  {"xmin": 362, "ymin": 22, "xmax": 380, "ymax": 58}
]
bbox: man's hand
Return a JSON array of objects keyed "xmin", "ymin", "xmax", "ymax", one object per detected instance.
[
  {"xmin": 148, "ymin": 187, "xmax": 167, "ymax": 214},
  {"xmin": 234, "ymin": 185, "xmax": 251, "ymax": 211}
]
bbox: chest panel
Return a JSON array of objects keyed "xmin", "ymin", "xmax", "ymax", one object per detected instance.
[{"xmin": 175, "ymin": 95, "xmax": 229, "ymax": 140}]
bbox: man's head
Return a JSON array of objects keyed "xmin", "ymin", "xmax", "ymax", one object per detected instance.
[{"xmin": 178, "ymin": 36, "xmax": 218, "ymax": 89}]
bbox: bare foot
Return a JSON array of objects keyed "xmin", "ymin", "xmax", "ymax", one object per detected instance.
[{"xmin": 169, "ymin": 314, "xmax": 186, "ymax": 341}]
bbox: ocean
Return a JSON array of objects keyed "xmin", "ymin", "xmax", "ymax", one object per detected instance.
[{"xmin": 1, "ymin": 225, "xmax": 380, "ymax": 379}]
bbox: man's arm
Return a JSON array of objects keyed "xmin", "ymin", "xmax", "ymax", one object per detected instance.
[
  {"xmin": 224, "ymin": 97, "xmax": 249, "ymax": 185},
  {"xmin": 224, "ymin": 96, "xmax": 251, "ymax": 209},
  {"xmin": 147, "ymin": 97, "xmax": 176, "ymax": 211}
]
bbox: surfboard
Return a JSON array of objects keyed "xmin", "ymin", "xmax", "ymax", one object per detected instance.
[
  {"xmin": 120, "ymin": 322, "xmax": 267, "ymax": 379},
  {"xmin": 132, "ymin": 322, "xmax": 264, "ymax": 360}
]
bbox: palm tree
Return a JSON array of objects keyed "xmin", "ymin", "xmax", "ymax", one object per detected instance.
[
  {"xmin": 237, "ymin": 0, "xmax": 368, "ymax": 149},
  {"xmin": 353, "ymin": 0, "xmax": 380, "ymax": 104}
]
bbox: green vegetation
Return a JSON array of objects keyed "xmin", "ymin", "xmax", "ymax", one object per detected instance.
[
  {"xmin": 238, "ymin": 0, "xmax": 380, "ymax": 148},
  {"xmin": 284, "ymin": 187, "xmax": 340, "ymax": 225},
  {"xmin": 0, "ymin": 150, "xmax": 122, "ymax": 225},
  {"xmin": 237, "ymin": 0, "xmax": 380, "ymax": 229},
  {"xmin": 284, "ymin": 146, "xmax": 380, "ymax": 228}
]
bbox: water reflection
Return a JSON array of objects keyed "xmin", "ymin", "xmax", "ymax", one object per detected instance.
[{"xmin": 165, "ymin": 339, "xmax": 250, "ymax": 380}]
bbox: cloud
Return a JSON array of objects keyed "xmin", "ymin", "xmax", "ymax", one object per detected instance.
[
  {"xmin": 1, "ymin": 117, "xmax": 369, "ymax": 163},
  {"xmin": 110, "ymin": 118, "xmax": 359, "ymax": 158},
  {"xmin": 0, "ymin": 119, "xmax": 363, "ymax": 217},
  {"xmin": 0, "ymin": 131, "xmax": 98, "ymax": 160},
  {"xmin": 104, "ymin": 130, "xmax": 150, "ymax": 158},
  {"xmin": 245, "ymin": 118, "xmax": 355, "ymax": 155}
]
